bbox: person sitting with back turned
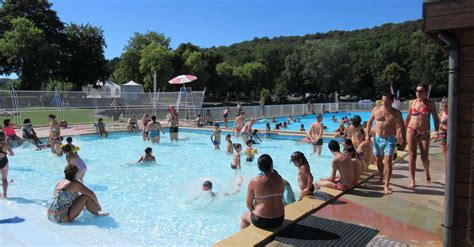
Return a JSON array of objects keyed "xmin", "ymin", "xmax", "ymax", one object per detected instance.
[
  {"xmin": 47, "ymin": 164, "xmax": 109, "ymax": 224},
  {"xmin": 241, "ymin": 154, "xmax": 285, "ymax": 229},
  {"xmin": 290, "ymin": 151, "xmax": 314, "ymax": 200},
  {"xmin": 316, "ymin": 140, "xmax": 355, "ymax": 191}
]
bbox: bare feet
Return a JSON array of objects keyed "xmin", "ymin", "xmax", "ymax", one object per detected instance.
[
  {"xmin": 408, "ymin": 181, "xmax": 415, "ymax": 189},
  {"xmin": 384, "ymin": 187, "xmax": 393, "ymax": 195},
  {"xmin": 96, "ymin": 212, "xmax": 110, "ymax": 217},
  {"xmin": 378, "ymin": 175, "xmax": 384, "ymax": 184},
  {"xmin": 425, "ymin": 173, "xmax": 431, "ymax": 184}
]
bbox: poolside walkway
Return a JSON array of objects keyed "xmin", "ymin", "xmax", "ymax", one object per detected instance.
[{"xmin": 268, "ymin": 146, "xmax": 445, "ymax": 246}]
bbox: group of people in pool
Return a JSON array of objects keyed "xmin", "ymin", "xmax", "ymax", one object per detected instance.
[
  {"xmin": 239, "ymin": 83, "xmax": 448, "ymax": 230},
  {"xmin": 0, "ymin": 83, "xmax": 448, "ymax": 232}
]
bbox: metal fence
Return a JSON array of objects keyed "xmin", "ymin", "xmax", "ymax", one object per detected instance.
[
  {"xmin": 199, "ymin": 101, "xmax": 442, "ymax": 123},
  {"xmin": 0, "ymin": 89, "xmax": 440, "ymax": 127},
  {"xmin": 0, "ymin": 89, "xmax": 206, "ymax": 126}
]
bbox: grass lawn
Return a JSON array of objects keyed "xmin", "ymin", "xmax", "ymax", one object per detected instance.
[{"xmin": 0, "ymin": 108, "xmax": 113, "ymax": 127}]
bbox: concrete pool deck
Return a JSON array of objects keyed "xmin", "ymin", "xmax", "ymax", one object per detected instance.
[{"xmin": 1, "ymin": 123, "xmax": 445, "ymax": 246}]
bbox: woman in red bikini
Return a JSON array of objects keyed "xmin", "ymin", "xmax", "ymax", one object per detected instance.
[{"xmin": 404, "ymin": 83, "xmax": 439, "ymax": 188}]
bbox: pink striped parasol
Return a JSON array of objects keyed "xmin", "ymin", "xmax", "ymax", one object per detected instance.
[{"xmin": 168, "ymin": 75, "xmax": 198, "ymax": 85}]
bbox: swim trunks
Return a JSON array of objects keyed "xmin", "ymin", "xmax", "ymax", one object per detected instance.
[
  {"xmin": 213, "ymin": 141, "xmax": 220, "ymax": 145},
  {"xmin": 170, "ymin": 126, "xmax": 179, "ymax": 133},
  {"xmin": 251, "ymin": 213, "xmax": 284, "ymax": 229},
  {"xmin": 246, "ymin": 157, "xmax": 254, "ymax": 162},
  {"xmin": 373, "ymin": 135, "xmax": 396, "ymax": 157},
  {"xmin": 312, "ymin": 139, "xmax": 323, "ymax": 145},
  {"xmin": 149, "ymin": 131, "xmax": 160, "ymax": 138}
]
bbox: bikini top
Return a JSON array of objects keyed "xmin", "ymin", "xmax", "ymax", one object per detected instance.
[
  {"xmin": 411, "ymin": 99, "xmax": 429, "ymax": 116},
  {"xmin": 3, "ymin": 126, "xmax": 15, "ymax": 136},
  {"xmin": 440, "ymin": 112, "xmax": 448, "ymax": 125},
  {"xmin": 254, "ymin": 172, "xmax": 284, "ymax": 200}
]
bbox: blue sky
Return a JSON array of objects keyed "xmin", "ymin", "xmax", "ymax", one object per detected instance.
[{"xmin": 49, "ymin": 0, "xmax": 422, "ymax": 59}]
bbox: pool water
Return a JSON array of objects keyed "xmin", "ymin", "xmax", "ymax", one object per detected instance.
[
  {"xmin": 4, "ymin": 130, "xmax": 335, "ymax": 246},
  {"xmin": 227, "ymin": 111, "xmax": 435, "ymax": 133}
]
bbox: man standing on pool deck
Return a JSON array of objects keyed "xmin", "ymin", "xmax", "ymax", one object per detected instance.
[
  {"xmin": 366, "ymin": 93, "xmax": 406, "ymax": 195},
  {"xmin": 167, "ymin": 106, "xmax": 179, "ymax": 142},
  {"xmin": 308, "ymin": 114, "xmax": 324, "ymax": 155}
]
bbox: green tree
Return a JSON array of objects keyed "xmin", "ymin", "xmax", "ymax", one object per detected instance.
[
  {"xmin": 0, "ymin": 17, "xmax": 53, "ymax": 89},
  {"xmin": 260, "ymin": 88, "xmax": 272, "ymax": 104},
  {"xmin": 139, "ymin": 42, "xmax": 174, "ymax": 91},
  {"xmin": 184, "ymin": 51, "xmax": 209, "ymax": 90},
  {"xmin": 43, "ymin": 79, "xmax": 74, "ymax": 91},
  {"xmin": 232, "ymin": 62, "xmax": 267, "ymax": 99},
  {"xmin": 60, "ymin": 23, "xmax": 107, "ymax": 89},
  {"xmin": 380, "ymin": 63, "xmax": 407, "ymax": 93},
  {"xmin": 114, "ymin": 31, "xmax": 171, "ymax": 85},
  {"xmin": 0, "ymin": 0, "xmax": 64, "ymax": 82}
]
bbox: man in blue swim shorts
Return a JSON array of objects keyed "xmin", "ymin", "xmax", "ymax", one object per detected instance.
[{"xmin": 366, "ymin": 93, "xmax": 406, "ymax": 195}]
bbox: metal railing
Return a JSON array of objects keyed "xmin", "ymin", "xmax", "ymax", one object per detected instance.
[
  {"xmin": 0, "ymin": 89, "xmax": 206, "ymax": 126},
  {"xmin": 0, "ymin": 89, "xmax": 441, "ymax": 127}
]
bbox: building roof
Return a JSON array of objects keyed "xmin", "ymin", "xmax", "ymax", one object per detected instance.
[{"xmin": 123, "ymin": 80, "xmax": 142, "ymax": 86}]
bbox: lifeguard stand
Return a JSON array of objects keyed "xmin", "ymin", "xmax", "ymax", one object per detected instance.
[{"xmin": 176, "ymin": 86, "xmax": 197, "ymax": 120}]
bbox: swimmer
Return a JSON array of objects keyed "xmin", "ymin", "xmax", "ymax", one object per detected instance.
[
  {"xmin": 210, "ymin": 124, "xmax": 222, "ymax": 150},
  {"xmin": 187, "ymin": 177, "xmax": 244, "ymax": 207},
  {"xmin": 127, "ymin": 115, "xmax": 139, "ymax": 133},
  {"xmin": 299, "ymin": 124, "xmax": 305, "ymax": 132},
  {"xmin": 332, "ymin": 116, "xmax": 337, "ymax": 123},
  {"xmin": 244, "ymin": 140, "xmax": 256, "ymax": 162},
  {"xmin": 282, "ymin": 122, "xmax": 287, "ymax": 128},
  {"xmin": 137, "ymin": 147, "xmax": 156, "ymax": 163},
  {"xmin": 62, "ymin": 144, "xmax": 87, "ymax": 181},
  {"xmin": 65, "ymin": 137, "xmax": 77, "ymax": 152},
  {"xmin": 264, "ymin": 123, "xmax": 271, "ymax": 138},
  {"xmin": 225, "ymin": 134, "xmax": 233, "ymax": 154},
  {"xmin": 250, "ymin": 129, "xmax": 261, "ymax": 144},
  {"xmin": 141, "ymin": 113, "xmax": 152, "ymax": 141},
  {"xmin": 0, "ymin": 132, "xmax": 14, "ymax": 198},
  {"xmin": 146, "ymin": 116, "xmax": 165, "ymax": 144},
  {"xmin": 96, "ymin": 118, "xmax": 108, "ymax": 137},
  {"xmin": 290, "ymin": 151, "xmax": 314, "ymax": 200},
  {"xmin": 231, "ymin": 143, "xmax": 242, "ymax": 169}
]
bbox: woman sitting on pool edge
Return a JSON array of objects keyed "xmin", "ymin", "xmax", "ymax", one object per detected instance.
[
  {"xmin": 241, "ymin": 154, "xmax": 285, "ymax": 229},
  {"xmin": 47, "ymin": 164, "xmax": 108, "ymax": 224}
]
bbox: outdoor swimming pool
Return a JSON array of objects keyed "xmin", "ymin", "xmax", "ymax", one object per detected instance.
[
  {"xmin": 2, "ymin": 130, "xmax": 335, "ymax": 246},
  {"xmin": 227, "ymin": 111, "xmax": 435, "ymax": 133}
]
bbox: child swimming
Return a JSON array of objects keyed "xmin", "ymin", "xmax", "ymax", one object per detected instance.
[
  {"xmin": 231, "ymin": 143, "xmax": 242, "ymax": 169},
  {"xmin": 137, "ymin": 147, "xmax": 156, "ymax": 163},
  {"xmin": 210, "ymin": 124, "xmax": 222, "ymax": 150},
  {"xmin": 299, "ymin": 124, "xmax": 305, "ymax": 131},
  {"xmin": 225, "ymin": 134, "xmax": 233, "ymax": 154}
]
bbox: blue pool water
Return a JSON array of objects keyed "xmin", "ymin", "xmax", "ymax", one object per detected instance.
[
  {"xmin": 227, "ymin": 111, "xmax": 435, "ymax": 133},
  {"xmin": 3, "ymin": 130, "xmax": 335, "ymax": 246}
]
